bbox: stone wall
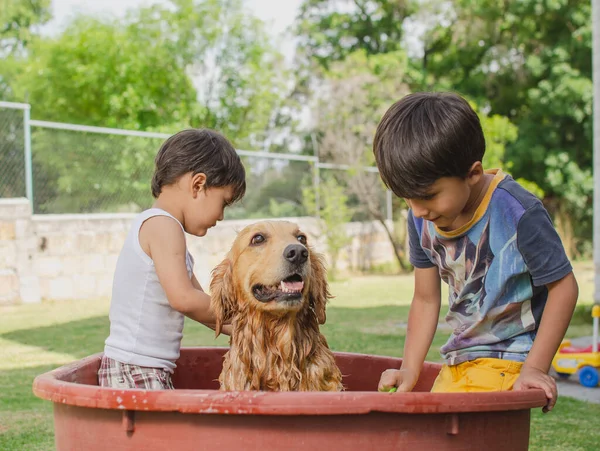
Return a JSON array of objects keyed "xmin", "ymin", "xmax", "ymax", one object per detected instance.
[
  {"xmin": 0, "ymin": 198, "xmax": 397, "ymax": 304},
  {"xmin": 0, "ymin": 199, "xmax": 39, "ymax": 304}
]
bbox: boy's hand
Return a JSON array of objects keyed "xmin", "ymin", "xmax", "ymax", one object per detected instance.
[
  {"xmin": 513, "ymin": 366, "xmax": 557, "ymax": 413},
  {"xmin": 378, "ymin": 368, "xmax": 419, "ymax": 393}
]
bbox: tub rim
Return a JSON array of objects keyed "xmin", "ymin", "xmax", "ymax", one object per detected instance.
[{"xmin": 32, "ymin": 347, "xmax": 547, "ymax": 416}]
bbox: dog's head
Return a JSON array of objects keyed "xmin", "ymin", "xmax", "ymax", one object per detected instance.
[{"xmin": 210, "ymin": 221, "xmax": 330, "ymax": 335}]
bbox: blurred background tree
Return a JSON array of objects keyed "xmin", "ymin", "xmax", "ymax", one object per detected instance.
[
  {"xmin": 2, "ymin": 0, "xmax": 297, "ymax": 215},
  {"xmin": 295, "ymin": 0, "xmax": 593, "ymax": 258}
]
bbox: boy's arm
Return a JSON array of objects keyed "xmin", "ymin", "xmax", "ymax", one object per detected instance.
[
  {"xmin": 191, "ymin": 274, "xmax": 232, "ymax": 336},
  {"xmin": 401, "ymin": 267, "xmax": 442, "ymax": 376},
  {"xmin": 514, "ymin": 202, "xmax": 579, "ymax": 411},
  {"xmin": 514, "ymin": 272, "xmax": 578, "ymax": 410},
  {"xmin": 143, "ymin": 216, "xmax": 229, "ymax": 334},
  {"xmin": 379, "ymin": 266, "xmax": 441, "ymax": 392}
]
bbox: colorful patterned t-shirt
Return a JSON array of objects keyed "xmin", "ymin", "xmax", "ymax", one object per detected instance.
[{"xmin": 408, "ymin": 169, "xmax": 572, "ymax": 365}]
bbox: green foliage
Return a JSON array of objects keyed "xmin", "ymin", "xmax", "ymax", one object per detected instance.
[
  {"xmin": 303, "ymin": 176, "xmax": 353, "ymax": 279},
  {"xmin": 473, "ymin": 101, "xmax": 547, "ymax": 199},
  {"xmin": 546, "ymin": 153, "xmax": 593, "ymax": 216},
  {"xmin": 316, "ymin": 49, "xmax": 411, "ymax": 166},
  {"xmin": 296, "ymin": 0, "xmax": 412, "ymax": 68},
  {"xmin": 0, "ymin": 0, "xmax": 592, "ymax": 244},
  {"xmin": 11, "ymin": 13, "xmax": 196, "ymax": 130},
  {"xmin": 267, "ymin": 198, "xmax": 303, "ymax": 218},
  {"xmin": 545, "ymin": 152, "xmax": 593, "ymax": 257},
  {"xmin": 2, "ymin": 0, "xmax": 296, "ymax": 214},
  {"xmin": 192, "ymin": 4, "xmax": 291, "ymax": 150},
  {"xmin": 0, "ymin": 0, "xmax": 51, "ymax": 96},
  {"xmin": 297, "ymin": 0, "xmax": 593, "ymax": 255},
  {"xmin": 8, "ymin": 0, "xmax": 289, "ymax": 138},
  {"xmin": 417, "ymin": 0, "xmax": 593, "ymax": 250},
  {"xmin": 0, "ymin": 0, "xmax": 51, "ymax": 52},
  {"xmin": 314, "ymin": 49, "xmax": 410, "ymax": 227},
  {"xmin": 477, "ymin": 104, "xmax": 518, "ymax": 171}
]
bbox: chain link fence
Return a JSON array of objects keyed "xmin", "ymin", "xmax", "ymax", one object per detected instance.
[
  {"xmin": 1, "ymin": 102, "xmax": 392, "ymax": 221},
  {"xmin": 229, "ymin": 155, "xmax": 315, "ymax": 220},
  {"xmin": 0, "ymin": 102, "xmax": 27, "ymax": 199},
  {"xmin": 29, "ymin": 122, "xmax": 164, "ymax": 214}
]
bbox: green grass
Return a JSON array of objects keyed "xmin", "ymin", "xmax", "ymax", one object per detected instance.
[{"xmin": 0, "ymin": 269, "xmax": 598, "ymax": 450}]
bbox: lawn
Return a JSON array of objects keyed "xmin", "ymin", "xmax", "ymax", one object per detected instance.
[{"xmin": 1, "ymin": 267, "xmax": 599, "ymax": 450}]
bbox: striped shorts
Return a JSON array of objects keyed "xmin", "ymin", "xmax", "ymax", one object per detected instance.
[{"xmin": 98, "ymin": 355, "xmax": 174, "ymax": 390}]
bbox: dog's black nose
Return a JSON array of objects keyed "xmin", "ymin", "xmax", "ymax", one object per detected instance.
[{"xmin": 284, "ymin": 244, "xmax": 308, "ymax": 265}]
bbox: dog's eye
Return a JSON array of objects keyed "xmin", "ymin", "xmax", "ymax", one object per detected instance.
[
  {"xmin": 251, "ymin": 234, "xmax": 265, "ymax": 245},
  {"xmin": 297, "ymin": 235, "xmax": 307, "ymax": 245}
]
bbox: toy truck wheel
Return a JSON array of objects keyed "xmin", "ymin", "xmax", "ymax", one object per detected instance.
[
  {"xmin": 578, "ymin": 366, "xmax": 599, "ymax": 388},
  {"xmin": 556, "ymin": 372, "xmax": 571, "ymax": 379}
]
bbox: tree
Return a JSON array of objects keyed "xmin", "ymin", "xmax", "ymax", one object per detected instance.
[
  {"xmin": 295, "ymin": 0, "xmax": 594, "ymax": 256},
  {"xmin": 9, "ymin": 0, "xmax": 289, "ymax": 136},
  {"xmin": 296, "ymin": 0, "xmax": 412, "ymax": 68},
  {"xmin": 5, "ymin": 0, "xmax": 293, "ymax": 213},
  {"xmin": 187, "ymin": 0, "xmax": 292, "ymax": 150},
  {"xmin": 10, "ymin": 14, "xmax": 198, "ymax": 130},
  {"xmin": 312, "ymin": 49, "xmax": 524, "ymax": 270},
  {"xmin": 6, "ymin": 8, "xmax": 201, "ymax": 212},
  {"xmin": 417, "ymin": 0, "xmax": 593, "ymax": 256},
  {"xmin": 545, "ymin": 153, "xmax": 592, "ymax": 258},
  {"xmin": 0, "ymin": 0, "xmax": 50, "ymax": 53},
  {"xmin": 0, "ymin": 0, "xmax": 51, "ymax": 97},
  {"xmin": 314, "ymin": 50, "xmax": 412, "ymax": 270}
]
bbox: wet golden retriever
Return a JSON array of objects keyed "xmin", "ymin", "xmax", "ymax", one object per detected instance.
[{"xmin": 210, "ymin": 220, "xmax": 343, "ymax": 391}]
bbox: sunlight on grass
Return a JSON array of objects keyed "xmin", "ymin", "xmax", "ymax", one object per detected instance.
[
  {"xmin": 329, "ymin": 275, "xmax": 414, "ymax": 307},
  {"xmin": 0, "ymin": 298, "xmax": 110, "ymax": 335},
  {"xmin": 328, "ymin": 275, "xmax": 449, "ymax": 308},
  {"xmin": 0, "ymin": 338, "xmax": 77, "ymax": 371}
]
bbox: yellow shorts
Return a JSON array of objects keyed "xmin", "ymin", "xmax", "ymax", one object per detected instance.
[{"xmin": 430, "ymin": 358, "xmax": 523, "ymax": 393}]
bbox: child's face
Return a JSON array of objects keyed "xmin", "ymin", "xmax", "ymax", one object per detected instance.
[
  {"xmin": 405, "ymin": 176, "xmax": 475, "ymax": 231},
  {"xmin": 185, "ymin": 181, "xmax": 235, "ymax": 237}
]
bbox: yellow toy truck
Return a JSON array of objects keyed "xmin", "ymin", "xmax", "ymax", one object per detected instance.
[{"xmin": 552, "ymin": 305, "xmax": 600, "ymax": 388}]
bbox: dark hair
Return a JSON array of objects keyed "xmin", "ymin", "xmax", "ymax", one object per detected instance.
[
  {"xmin": 373, "ymin": 92, "xmax": 486, "ymax": 198},
  {"xmin": 151, "ymin": 128, "xmax": 246, "ymax": 201}
]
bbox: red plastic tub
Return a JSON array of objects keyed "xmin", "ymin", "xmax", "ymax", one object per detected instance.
[{"xmin": 33, "ymin": 347, "xmax": 546, "ymax": 450}]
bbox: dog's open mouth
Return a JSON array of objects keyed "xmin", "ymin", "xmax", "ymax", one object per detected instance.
[{"xmin": 252, "ymin": 274, "xmax": 305, "ymax": 303}]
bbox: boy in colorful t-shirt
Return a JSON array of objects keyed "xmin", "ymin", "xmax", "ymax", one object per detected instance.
[{"xmin": 374, "ymin": 92, "xmax": 578, "ymax": 411}]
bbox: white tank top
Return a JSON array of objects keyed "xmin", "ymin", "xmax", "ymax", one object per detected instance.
[{"xmin": 104, "ymin": 208, "xmax": 194, "ymax": 372}]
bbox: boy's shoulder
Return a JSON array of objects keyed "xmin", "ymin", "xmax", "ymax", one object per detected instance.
[
  {"xmin": 135, "ymin": 208, "xmax": 188, "ymax": 253},
  {"xmin": 488, "ymin": 174, "xmax": 549, "ymax": 225},
  {"xmin": 494, "ymin": 175, "xmax": 542, "ymax": 212},
  {"xmin": 134, "ymin": 208, "xmax": 185, "ymax": 231}
]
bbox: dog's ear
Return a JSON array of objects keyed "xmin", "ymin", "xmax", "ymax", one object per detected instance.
[
  {"xmin": 210, "ymin": 256, "xmax": 236, "ymax": 337},
  {"xmin": 308, "ymin": 248, "xmax": 331, "ymax": 325}
]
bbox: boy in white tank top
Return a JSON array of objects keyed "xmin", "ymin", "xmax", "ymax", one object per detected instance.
[{"xmin": 98, "ymin": 129, "xmax": 246, "ymax": 389}]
